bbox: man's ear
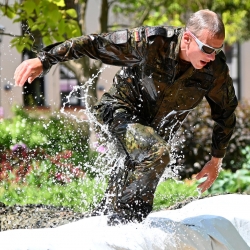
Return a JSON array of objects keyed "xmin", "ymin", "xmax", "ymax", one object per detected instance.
[{"xmin": 183, "ymin": 32, "xmax": 190, "ymax": 44}]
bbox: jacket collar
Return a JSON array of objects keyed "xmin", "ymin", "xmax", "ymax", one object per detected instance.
[{"xmin": 168, "ymin": 28, "xmax": 184, "ymax": 61}]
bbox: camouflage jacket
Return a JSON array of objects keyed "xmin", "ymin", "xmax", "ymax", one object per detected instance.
[{"xmin": 37, "ymin": 26, "xmax": 238, "ymax": 158}]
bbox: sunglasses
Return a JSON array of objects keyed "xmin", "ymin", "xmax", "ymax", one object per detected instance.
[{"xmin": 186, "ymin": 28, "xmax": 223, "ymax": 55}]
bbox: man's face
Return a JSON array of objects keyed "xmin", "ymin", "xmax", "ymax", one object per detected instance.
[{"xmin": 181, "ymin": 29, "xmax": 224, "ymax": 69}]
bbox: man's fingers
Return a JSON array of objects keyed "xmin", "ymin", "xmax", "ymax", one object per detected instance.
[
  {"xmin": 198, "ymin": 185, "xmax": 206, "ymax": 193},
  {"xmin": 14, "ymin": 58, "xmax": 43, "ymax": 86},
  {"xmin": 196, "ymin": 170, "xmax": 207, "ymax": 180},
  {"xmin": 195, "ymin": 172, "xmax": 202, "ymax": 180},
  {"xmin": 197, "ymin": 175, "xmax": 217, "ymax": 193},
  {"xmin": 197, "ymin": 179, "xmax": 211, "ymax": 193},
  {"xmin": 196, "ymin": 158, "xmax": 222, "ymax": 193},
  {"xmin": 196, "ymin": 169, "xmax": 213, "ymax": 192},
  {"xmin": 28, "ymin": 77, "xmax": 34, "ymax": 84},
  {"xmin": 14, "ymin": 64, "xmax": 31, "ymax": 86}
]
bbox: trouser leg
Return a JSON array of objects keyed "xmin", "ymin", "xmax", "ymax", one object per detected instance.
[{"xmin": 106, "ymin": 122, "xmax": 170, "ymax": 224}]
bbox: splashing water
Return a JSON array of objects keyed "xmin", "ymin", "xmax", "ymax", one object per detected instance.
[
  {"xmin": 59, "ymin": 65, "xmax": 129, "ymax": 209},
  {"xmin": 58, "ymin": 66, "xmax": 201, "ymax": 213}
]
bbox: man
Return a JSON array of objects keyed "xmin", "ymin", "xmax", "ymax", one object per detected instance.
[{"xmin": 14, "ymin": 9, "xmax": 238, "ymax": 225}]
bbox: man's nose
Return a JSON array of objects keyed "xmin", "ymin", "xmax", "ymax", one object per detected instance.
[{"xmin": 207, "ymin": 52, "xmax": 216, "ymax": 61}]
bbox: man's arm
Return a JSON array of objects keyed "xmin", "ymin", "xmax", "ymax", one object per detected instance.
[
  {"xmin": 14, "ymin": 30, "xmax": 145, "ymax": 86},
  {"xmin": 195, "ymin": 55, "xmax": 238, "ymax": 193},
  {"xmin": 206, "ymin": 58, "xmax": 238, "ymax": 159}
]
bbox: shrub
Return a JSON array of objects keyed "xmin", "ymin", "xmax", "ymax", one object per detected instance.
[
  {"xmin": 0, "ymin": 107, "xmax": 96, "ymax": 184},
  {"xmin": 206, "ymin": 169, "xmax": 250, "ymax": 194},
  {"xmin": 0, "ymin": 107, "xmax": 89, "ymax": 153}
]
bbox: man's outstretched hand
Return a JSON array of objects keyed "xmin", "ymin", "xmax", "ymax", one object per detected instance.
[
  {"xmin": 196, "ymin": 157, "xmax": 223, "ymax": 193},
  {"xmin": 14, "ymin": 58, "xmax": 43, "ymax": 87}
]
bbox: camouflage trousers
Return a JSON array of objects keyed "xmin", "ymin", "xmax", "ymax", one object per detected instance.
[{"xmin": 94, "ymin": 109, "xmax": 170, "ymax": 221}]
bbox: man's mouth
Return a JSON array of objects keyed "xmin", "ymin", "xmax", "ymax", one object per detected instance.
[{"xmin": 200, "ymin": 60, "xmax": 207, "ymax": 66}]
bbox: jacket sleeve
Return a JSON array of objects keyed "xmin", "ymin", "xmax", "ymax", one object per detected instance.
[
  {"xmin": 37, "ymin": 29, "xmax": 146, "ymax": 75},
  {"xmin": 205, "ymin": 58, "xmax": 238, "ymax": 158}
]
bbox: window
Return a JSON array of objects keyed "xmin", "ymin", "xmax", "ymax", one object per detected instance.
[{"xmin": 60, "ymin": 65, "xmax": 83, "ymax": 107}]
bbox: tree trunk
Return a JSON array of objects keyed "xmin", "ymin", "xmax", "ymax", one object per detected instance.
[{"xmin": 62, "ymin": 0, "xmax": 111, "ymax": 109}]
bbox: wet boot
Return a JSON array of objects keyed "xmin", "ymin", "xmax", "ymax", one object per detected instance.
[{"xmin": 107, "ymin": 199, "xmax": 152, "ymax": 226}]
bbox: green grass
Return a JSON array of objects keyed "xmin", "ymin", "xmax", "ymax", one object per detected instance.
[
  {"xmin": 0, "ymin": 177, "xmax": 199, "ymax": 212},
  {"xmin": 6, "ymin": 168, "xmax": 248, "ymax": 213},
  {"xmin": 0, "ymin": 178, "xmax": 106, "ymax": 212},
  {"xmin": 153, "ymin": 178, "xmax": 200, "ymax": 211}
]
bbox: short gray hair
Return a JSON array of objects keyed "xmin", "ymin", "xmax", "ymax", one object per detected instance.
[{"xmin": 186, "ymin": 9, "xmax": 225, "ymax": 39}]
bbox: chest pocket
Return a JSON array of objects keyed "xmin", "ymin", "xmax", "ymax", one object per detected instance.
[{"xmin": 184, "ymin": 70, "xmax": 215, "ymax": 92}]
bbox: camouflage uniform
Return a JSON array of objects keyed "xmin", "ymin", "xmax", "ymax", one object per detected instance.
[{"xmin": 37, "ymin": 26, "xmax": 238, "ymax": 224}]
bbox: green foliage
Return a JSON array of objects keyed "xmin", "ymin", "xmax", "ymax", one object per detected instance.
[
  {"xmin": 0, "ymin": 0, "xmax": 81, "ymax": 52},
  {"xmin": 242, "ymin": 146, "xmax": 250, "ymax": 169},
  {"xmin": 153, "ymin": 178, "xmax": 200, "ymax": 211},
  {"xmin": 0, "ymin": 107, "xmax": 89, "ymax": 153},
  {"xmin": 113, "ymin": 0, "xmax": 250, "ymax": 44},
  {"xmin": 0, "ymin": 4, "xmax": 16, "ymax": 18},
  {"xmin": 206, "ymin": 169, "xmax": 250, "ymax": 194}
]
